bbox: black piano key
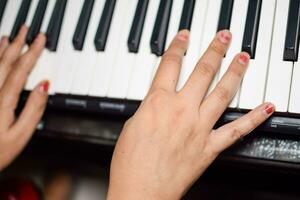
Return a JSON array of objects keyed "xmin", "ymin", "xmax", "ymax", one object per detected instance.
[
  {"xmin": 73, "ymin": 0, "xmax": 94, "ymax": 51},
  {"xmin": 283, "ymin": 0, "xmax": 300, "ymax": 61},
  {"xmin": 94, "ymin": 0, "xmax": 116, "ymax": 51},
  {"xmin": 178, "ymin": 0, "xmax": 195, "ymax": 31},
  {"xmin": 0, "ymin": 0, "xmax": 7, "ymax": 26},
  {"xmin": 217, "ymin": 0, "xmax": 234, "ymax": 31},
  {"xmin": 9, "ymin": 0, "xmax": 32, "ymax": 42},
  {"xmin": 150, "ymin": 0, "xmax": 173, "ymax": 56},
  {"xmin": 127, "ymin": 0, "xmax": 149, "ymax": 53},
  {"xmin": 241, "ymin": 0, "xmax": 262, "ymax": 59},
  {"xmin": 26, "ymin": 0, "xmax": 48, "ymax": 44},
  {"xmin": 46, "ymin": 0, "xmax": 67, "ymax": 51}
]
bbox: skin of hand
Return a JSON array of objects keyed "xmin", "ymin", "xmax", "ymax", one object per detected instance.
[
  {"xmin": 0, "ymin": 25, "xmax": 48, "ymax": 171},
  {"xmin": 107, "ymin": 30, "xmax": 275, "ymax": 200}
]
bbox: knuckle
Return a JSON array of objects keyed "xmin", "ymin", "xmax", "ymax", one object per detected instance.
[
  {"xmin": 214, "ymin": 85, "xmax": 230, "ymax": 102},
  {"xmin": 249, "ymin": 116, "xmax": 260, "ymax": 127},
  {"xmin": 31, "ymin": 95, "xmax": 47, "ymax": 111},
  {"xmin": 209, "ymin": 42, "xmax": 225, "ymax": 57},
  {"xmin": 196, "ymin": 61, "xmax": 216, "ymax": 78},
  {"xmin": 0, "ymin": 93, "xmax": 14, "ymax": 108},
  {"xmin": 228, "ymin": 64, "xmax": 245, "ymax": 78},
  {"xmin": 12, "ymin": 36, "xmax": 25, "ymax": 48},
  {"xmin": 146, "ymin": 88, "xmax": 169, "ymax": 106},
  {"xmin": 230, "ymin": 127, "xmax": 243, "ymax": 141},
  {"xmin": 15, "ymin": 62, "xmax": 31, "ymax": 78},
  {"xmin": 162, "ymin": 51, "xmax": 181, "ymax": 65}
]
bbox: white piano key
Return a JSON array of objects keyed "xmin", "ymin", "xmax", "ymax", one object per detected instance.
[
  {"xmin": 165, "ymin": 0, "xmax": 185, "ymax": 48},
  {"xmin": 88, "ymin": 0, "xmax": 130, "ymax": 97},
  {"xmin": 126, "ymin": 0, "xmax": 160, "ymax": 100},
  {"xmin": 52, "ymin": 0, "xmax": 85, "ymax": 94},
  {"xmin": 177, "ymin": 0, "xmax": 208, "ymax": 90},
  {"xmin": 25, "ymin": 0, "xmax": 39, "ymax": 27},
  {"xmin": 199, "ymin": 0, "xmax": 222, "ymax": 95},
  {"xmin": 289, "ymin": 62, "xmax": 300, "ymax": 113},
  {"xmin": 265, "ymin": 0, "xmax": 292, "ymax": 112},
  {"xmin": 24, "ymin": 0, "xmax": 42, "ymax": 89},
  {"xmin": 0, "ymin": 0, "xmax": 22, "ymax": 37},
  {"xmin": 238, "ymin": 0, "xmax": 276, "ymax": 110},
  {"xmin": 151, "ymin": 0, "xmax": 185, "ymax": 93},
  {"xmin": 26, "ymin": 0, "xmax": 57, "ymax": 92},
  {"xmin": 70, "ymin": 0, "xmax": 105, "ymax": 95},
  {"xmin": 218, "ymin": 0, "xmax": 248, "ymax": 108},
  {"xmin": 106, "ymin": 0, "xmax": 139, "ymax": 99},
  {"xmin": 40, "ymin": 0, "xmax": 56, "ymax": 33},
  {"xmin": 288, "ymin": 5, "xmax": 300, "ymax": 113}
]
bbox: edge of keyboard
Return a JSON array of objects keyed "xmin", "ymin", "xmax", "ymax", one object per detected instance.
[{"xmin": 21, "ymin": 91, "xmax": 300, "ymax": 137}]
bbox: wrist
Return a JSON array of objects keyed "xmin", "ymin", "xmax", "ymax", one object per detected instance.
[{"xmin": 107, "ymin": 182, "xmax": 182, "ymax": 200}]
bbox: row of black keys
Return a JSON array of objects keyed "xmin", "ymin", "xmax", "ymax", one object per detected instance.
[{"xmin": 0, "ymin": 0, "xmax": 298, "ymax": 61}]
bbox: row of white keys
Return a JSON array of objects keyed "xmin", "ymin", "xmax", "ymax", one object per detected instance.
[
  {"xmin": 0, "ymin": 0, "xmax": 22, "ymax": 37},
  {"xmin": 177, "ymin": 0, "xmax": 208, "ymax": 90},
  {"xmin": 218, "ymin": 0, "xmax": 249, "ymax": 108},
  {"xmin": 53, "ymin": 0, "xmax": 85, "ymax": 94},
  {"xmin": 88, "ymin": 0, "xmax": 130, "ymax": 97},
  {"xmin": 265, "ymin": 0, "xmax": 292, "ymax": 112},
  {"xmin": 107, "ymin": 0, "xmax": 139, "ymax": 99},
  {"xmin": 26, "ymin": 0, "xmax": 56, "ymax": 92},
  {"xmin": 238, "ymin": 0, "xmax": 276, "ymax": 109},
  {"xmin": 199, "ymin": 0, "xmax": 222, "ymax": 95},
  {"xmin": 126, "ymin": 0, "xmax": 161, "ymax": 100},
  {"xmin": 70, "ymin": 0, "xmax": 105, "ymax": 95}
]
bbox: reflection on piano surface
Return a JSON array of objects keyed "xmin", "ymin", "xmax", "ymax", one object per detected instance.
[{"xmin": 1, "ymin": 0, "xmax": 300, "ymax": 163}]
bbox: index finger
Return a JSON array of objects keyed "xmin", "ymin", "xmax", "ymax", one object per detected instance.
[
  {"xmin": 149, "ymin": 30, "xmax": 189, "ymax": 93},
  {"xmin": 0, "ymin": 34, "xmax": 46, "ymax": 128}
]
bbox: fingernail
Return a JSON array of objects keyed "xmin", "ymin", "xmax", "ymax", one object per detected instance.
[
  {"xmin": 217, "ymin": 30, "xmax": 231, "ymax": 44},
  {"xmin": 264, "ymin": 104, "xmax": 275, "ymax": 115},
  {"xmin": 177, "ymin": 30, "xmax": 189, "ymax": 42},
  {"xmin": 33, "ymin": 33, "xmax": 46, "ymax": 48},
  {"xmin": 238, "ymin": 54, "xmax": 250, "ymax": 65},
  {"xmin": 37, "ymin": 81, "xmax": 49, "ymax": 94},
  {"xmin": 0, "ymin": 36, "xmax": 7, "ymax": 46}
]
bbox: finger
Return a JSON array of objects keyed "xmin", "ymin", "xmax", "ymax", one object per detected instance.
[
  {"xmin": 10, "ymin": 80, "xmax": 49, "ymax": 140},
  {"xmin": 180, "ymin": 30, "xmax": 231, "ymax": 104},
  {"xmin": 199, "ymin": 52, "xmax": 250, "ymax": 128},
  {"xmin": 206, "ymin": 103, "xmax": 275, "ymax": 154},
  {"xmin": 0, "ymin": 33, "xmax": 46, "ymax": 127},
  {"xmin": 0, "ymin": 26, "xmax": 28, "ymax": 88},
  {"xmin": 149, "ymin": 30, "xmax": 189, "ymax": 92},
  {"xmin": 0, "ymin": 36, "xmax": 9, "ymax": 58}
]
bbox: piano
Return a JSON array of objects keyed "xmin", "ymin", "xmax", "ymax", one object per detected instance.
[{"xmin": 1, "ymin": 0, "xmax": 300, "ymax": 166}]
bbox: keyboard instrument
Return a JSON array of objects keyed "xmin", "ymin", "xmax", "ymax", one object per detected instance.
[{"xmin": 1, "ymin": 0, "xmax": 300, "ymax": 163}]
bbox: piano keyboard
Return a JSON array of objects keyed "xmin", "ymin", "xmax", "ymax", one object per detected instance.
[{"xmin": 1, "ymin": 0, "xmax": 300, "ymax": 134}]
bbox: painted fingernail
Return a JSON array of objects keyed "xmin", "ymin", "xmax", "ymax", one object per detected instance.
[
  {"xmin": 177, "ymin": 30, "xmax": 189, "ymax": 42},
  {"xmin": 37, "ymin": 81, "xmax": 49, "ymax": 94},
  {"xmin": 217, "ymin": 30, "xmax": 231, "ymax": 44},
  {"xmin": 264, "ymin": 104, "xmax": 275, "ymax": 115},
  {"xmin": 238, "ymin": 54, "xmax": 250, "ymax": 65}
]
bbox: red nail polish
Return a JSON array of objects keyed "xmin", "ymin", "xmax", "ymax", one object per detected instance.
[
  {"xmin": 218, "ymin": 31, "xmax": 231, "ymax": 44},
  {"xmin": 264, "ymin": 104, "xmax": 274, "ymax": 115},
  {"xmin": 177, "ymin": 31, "xmax": 189, "ymax": 41},
  {"xmin": 39, "ymin": 81, "xmax": 49, "ymax": 93},
  {"xmin": 238, "ymin": 54, "xmax": 249, "ymax": 65}
]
